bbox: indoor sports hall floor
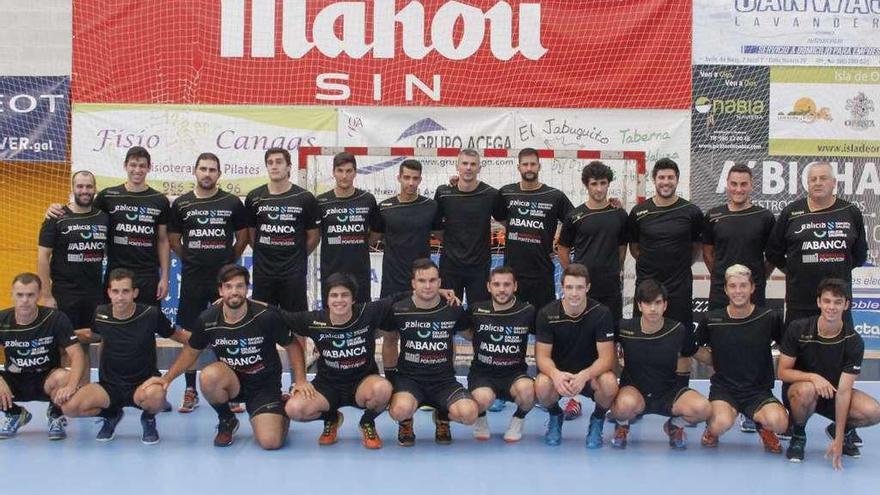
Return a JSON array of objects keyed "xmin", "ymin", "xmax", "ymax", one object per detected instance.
[{"xmin": 2, "ymin": 379, "xmax": 878, "ymax": 494}]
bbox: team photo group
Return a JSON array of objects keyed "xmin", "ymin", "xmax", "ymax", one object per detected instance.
[{"xmin": 1, "ymin": 145, "xmax": 878, "ymax": 470}]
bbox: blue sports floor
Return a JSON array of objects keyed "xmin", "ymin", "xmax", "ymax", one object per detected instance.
[{"xmin": 2, "ymin": 378, "xmax": 878, "ymax": 495}]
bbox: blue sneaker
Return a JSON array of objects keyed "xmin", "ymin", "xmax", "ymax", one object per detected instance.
[
  {"xmin": 47, "ymin": 414, "xmax": 67, "ymax": 441},
  {"xmin": 544, "ymin": 413, "xmax": 563, "ymax": 446},
  {"xmin": 664, "ymin": 418, "xmax": 687, "ymax": 450},
  {"xmin": 0, "ymin": 408, "xmax": 32, "ymax": 439},
  {"xmin": 586, "ymin": 416, "xmax": 604, "ymax": 449},
  {"xmin": 96, "ymin": 409, "xmax": 124, "ymax": 442},
  {"xmin": 740, "ymin": 415, "xmax": 757, "ymax": 433},
  {"xmin": 141, "ymin": 412, "xmax": 159, "ymax": 445},
  {"xmin": 488, "ymin": 399, "xmax": 506, "ymax": 412}
]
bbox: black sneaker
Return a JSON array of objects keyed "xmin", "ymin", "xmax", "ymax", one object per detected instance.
[
  {"xmin": 778, "ymin": 424, "xmax": 792, "ymax": 440},
  {"xmin": 141, "ymin": 412, "xmax": 159, "ymax": 445},
  {"xmin": 96, "ymin": 409, "xmax": 124, "ymax": 442},
  {"xmin": 825, "ymin": 423, "xmax": 862, "ymax": 458},
  {"xmin": 786, "ymin": 435, "xmax": 806, "ymax": 463},
  {"xmin": 214, "ymin": 416, "xmax": 240, "ymax": 447},
  {"xmin": 851, "ymin": 429, "xmax": 863, "ymax": 447},
  {"xmin": 433, "ymin": 410, "xmax": 452, "ymax": 445}
]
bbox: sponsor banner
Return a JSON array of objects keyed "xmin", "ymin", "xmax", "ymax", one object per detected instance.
[
  {"xmin": 769, "ymin": 67, "xmax": 880, "ymax": 157},
  {"xmin": 693, "ymin": 0, "xmax": 880, "ymax": 66},
  {"xmin": 689, "ymin": 152, "xmax": 879, "ymax": 268},
  {"xmin": 692, "ymin": 65, "xmax": 769, "ymax": 153},
  {"xmin": 0, "ymin": 76, "xmax": 69, "ymax": 162},
  {"xmin": 73, "ymin": 0, "xmax": 691, "ymax": 108},
  {"xmin": 853, "ymin": 267, "xmax": 880, "ymax": 350},
  {"xmin": 72, "ymin": 104, "xmax": 337, "ymax": 194}
]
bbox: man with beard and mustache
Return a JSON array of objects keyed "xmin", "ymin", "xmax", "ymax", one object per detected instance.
[
  {"xmin": 38, "ymin": 171, "xmax": 109, "ymax": 380},
  {"xmin": 498, "ymin": 148, "xmax": 573, "ymax": 310},
  {"xmin": 169, "ymin": 153, "xmax": 249, "ymax": 413}
]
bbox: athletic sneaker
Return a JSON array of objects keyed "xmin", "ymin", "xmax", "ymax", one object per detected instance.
[
  {"xmin": 825, "ymin": 424, "xmax": 862, "ymax": 458},
  {"xmin": 178, "ymin": 387, "xmax": 199, "ymax": 413},
  {"xmin": 701, "ymin": 428, "xmax": 718, "ymax": 448},
  {"xmin": 0, "ymin": 408, "xmax": 32, "ymax": 439},
  {"xmin": 433, "ymin": 410, "xmax": 452, "ymax": 445},
  {"xmin": 397, "ymin": 419, "xmax": 415, "ymax": 447},
  {"xmin": 826, "ymin": 422, "xmax": 864, "ymax": 447},
  {"xmin": 663, "ymin": 418, "xmax": 686, "ymax": 450},
  {"xmin": 419, "ymin": 404, "xmax": 434, "ymax": 412},
  {"xmin": 786, "ymin": 435, "xmax": 806, "ymax": 463},
  {"xmin": 586, "ymin": 416, "xmax": 604, "ymax": 449},
  {"xmin": 319, "ymin": 411, "xmax": 344, "ymax": 446},
  {"xmin": 47, "ymin": 415, "xmax": 67, "ymax": 441},
  {"xmin": 544, "ymin": 413, "xmax": 563, "ymax": 446},
  {"xmin": 96, "ymin": 409, "xmax": 124, "ymax": 442},
  {"xmin": 213, "ymin": 416, "xmax": 240, "ymax": 447},
  {"xmin": 757, "ymin": 426, "xmax": 782, "ymax": 454},
  {"xmin": 611, "ymin": 424, "xmax": 629, "ymax": 449},
  {"xmin": 359, "ymin": 421, "xmax": 383, "ymax": 450},
  {"xmin": 504, "ymin": 416, "xmax": 525, "ymax": 443},
  {"xmin": 141, "ymin": 413, "xmax": 160, "ymax": 445},
  {"xmin": 473, "ymin": 415, "xmax": 490, "ymax": 441},
  {"xmin": 740, "ymin": 415, "xmax": 757, "ymax": 433},
  {"xmin": 488, "ymin": 399, "xmax": 506, "ymax": 412},
  {"xmin": 778, "ymin": 424, "xmax": 792, "ymax": 440},
  {"xmin": 563, "ymin": 398, "xmax": 582, "ymax": 421},
  {"xmin": 229, "ymin": 402, "xmax": 246, "ymax": 414}
]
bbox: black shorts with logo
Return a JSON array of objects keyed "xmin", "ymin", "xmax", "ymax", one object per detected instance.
[
  {"xmin": 515, "ymin": 275, "xmax": 556, "ymax": 310},
  {"xmin": 176, "ymin": 276, "xmax": 219, "ymax": 330},
  {"xmin": 641, "ymin": 386, "xmax": 691, "ymax": 417},
  {"xmin": 394, "ymin": 374, "xmax": 471, "ymax": 412},
  {"xmin": 710, "ymin": 384, "xmax": 781, "ymax": 420},
  {"xmin": 253, "ymin": 275, "xmax": 308, "ymax": 312},
  {"xmin": 100, "ymin": 380, "xmax": 145, "ymax": 411},
  {"xmin": 467, "ymin": 369, "xmax": 532, "ymax": 402},
  {"xmin": 56, "ymin": 291, "xmax": 103, "ymax": 329},
  {"xmin": 0, "ymin": 370, "xmax": 52, "ymax": 402},
  {"xmin": 231, "ymin": 372, "xmax": 284, "ymax": 418},
  {"xmin": 312, "ymin": 368, "xmax": 380, "ymax": 411},
  {"xmin": 781, "ymin": 383, "xmax": 837, "ymax": 421}
]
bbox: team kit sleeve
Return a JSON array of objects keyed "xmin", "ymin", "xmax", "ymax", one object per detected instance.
[
  {"xmin": 557, "ymin": 214, "xmax": 575, "ymax": 248},
  {"xmin": 765, "ymin": 207, "xmax": 789, "ymax": 271},
  {"xmin": 243, "ymin": 191, "xmax": 258, "ymax": 228},
  {"xmin": 232, "ymin": 197, "xmax": 248, "ymax": 230},
  {"xmin": 843, "ymin": 334, "xmax": 865, "ymax": 376},
  {"xmin": 51, "ymin": 311, "xmax": 79, "ymax": 348},
  {"xmin": 535, "ymin": 310, "xmax": 554, "ymax": 344},
  {"xmin": 594, "ymin": 307, "xmax": 616, "ymax": 342},
  {"xmin": 626, "ymin": 208, "xmax": 640, "ymax": 245},
  {"xmin": 280, "ymin": 309, "xmax": 310, "ymax": 338},
  {"xmin": 157, "ymin": 195, "xmax": 171, "ymax": 225},
  {"xmin": 155, "ymin": 309, "xmax": 175, "ymax": 339},
  {"xmin": 167, "ymin": 200, "xmax": 183, "ymax": 235},
  {"xmin": 680, "ymin": 324, "xmax": 698, "ymax": 357},
  {"xmin": 851, "ymin": 206, "xmax": 869, "ymax": 268},
  {"xmin": 267, "ymin": 308, "xmax": 293, "ymax": 347},
  {"xmin": 778, "ymin": 320, "xmax": 800, "ymax": 358},
  {"xmin": 695, "ymin": 314, "xmax": 710, "ymax": 347},
  {"xmin": 37, "ymin": 217, "xmax": 57, "ymax": 248},
  {"xmin": 690, "ymin": 206, "xmax": 703, "ymax": 242},
  {"xmin": 303, "ymin": 193, "xmax": 319, "ymax": 229},
  {"xmin": 701, "ymin": 211, "xmax": 714, "ymax": 246},
  {"xmin": 186, "ymin": 316, "xmax": 209, "ymax": 350}
]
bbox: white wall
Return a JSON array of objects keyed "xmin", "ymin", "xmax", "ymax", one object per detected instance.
[{"xmin": 0, "ymin": 0, "xmax": 71, "ymax": 75}]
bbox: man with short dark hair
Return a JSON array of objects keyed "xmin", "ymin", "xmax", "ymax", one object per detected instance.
[
  {"xmin": 316, "ymin": 152, "xmax": 379, "ymax": 304},
  {"xmin": 0, "ymin": 273, "xmax": 85, "ymax": 440},
  {"xmin": 245, "ymin": 147, "xmax": 319, "ymax": 312},
  {"xmin": 778, "ymin": 278, "xmax": 880, "ymax": 467},
  {"xmin": 534, "ymin": 263, "xmax": 618, "ymax": 448}
]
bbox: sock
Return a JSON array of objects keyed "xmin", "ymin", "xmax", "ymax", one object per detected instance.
[
  {"xmin": 47, "ymin": 403, "xmax": 63, "ymax": 419},
  {"xmin": 98, "ymin": 407, "xmax": 120, "ymax": 419},
  {"xmin": 844, "ymin": 423, "xmax": 856, "ymax": 435},
  {"xmin": 671, "ymin": 416, "xmax": 687, "ymax": 428},
  {"xmin": 436, "ymin": 411, "xmax": 450, "ymax": 422},
  {"xmin": 211, "ymin": 402, "xmax": 234, "ymax": 421},
  {"xmin": 184, "ymin": 371, "xmax": 197, "ymax": 389},
  {"xmin": 547, "ymin": 403, "xmax": 563, "ymax": 416},
  {"xmin": 320, "ymin": 410, "xmax": 338, "ymax": 423},
  {"xmin": 360, "ymin": 409, "xmax": 380, "ymax": 425},
  {"xmin": 5, "ymin": 404, "xmax": 22, "ymax": 415},
  {"xmin": 675, "ymin": 372, "xmax": 690, "ymax": 390},
  {"xmin": 513, "ymin": 408, "xmax": 529, "ymax": 419},
  {"xmin": 792, "ymin": 423, "xmax": 806, "ymax": 437},
  {"xmin": 591, "ymin": 406, "xmax": 607, "ymax": 420},
  {"xmin": 478, "ymin": 411, "xmax": 487, "ymax": 418},
  {"xmin": 617, "ymin": 418, "xmax": 630, "ymax": 426},
  {"xmin": 141, "ymin": 411, "xmax": 155, "ymax": 422}
]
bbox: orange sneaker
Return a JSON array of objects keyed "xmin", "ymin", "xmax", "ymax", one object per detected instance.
[
  {"xmin": 398, "ymin": 419, "xmax": 415, "ymax": 447},
  {"xmin": 758, "ymin": 427, "xmax": 782, "ymax": 454},
  {"xmin": 433, "ymin": 410, "xmax": 452, "ymax": 445},
  {"xmin": 701, "ymin": 428, "xmax": 718, "ymax": 448},
  {"xmin": 359, "ymin": 421, "xmax": 383, "ymax": 449},
  {"xmin": 318, "ymin": 411, "xmax": 343, "ymax": 446}
]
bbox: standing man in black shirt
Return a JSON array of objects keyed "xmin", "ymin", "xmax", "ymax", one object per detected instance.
[
  {"xmin": 46, "ymin": 147, "xmax": 171, "ymax": 305},
  {"xmin": 62, "ymin": 269, "xmax": 188, "ymax": 444},
  {"xmin": 245, "ymin": 147, "xmax": 319, "ymax": 312},
  {"xmin": 535, "ymin": 264, "xmax": 618, "ymax": 449},
  {"xmin": 169, "ymin": 152, "xmax": 248, "ymax": 413},
  {"xmin": 462, "ymin": 266, "xmax": 536, "ymax": 443},
  {"xmin": 695, "ymin": 265, "xmax": 788, "ymax": 453},
  {"xmin": 0, "ymin": 273, "xmax": 85, "ymax": 440},
  {"xmin": 610, "ymin": 280, "xmax": 709, "ymax": 450},
  {"xmin": 434, "ymin": 149, "xmax": 505, "ymax": 304},
  {"xmin": 384, "ymin": 258, "xmax": 477, "ymax": 446},
  {"xmin": 778, "ymin": 278, "xmax": 880, "ymax": 467},
  {"xmin": 499, "ymin": 148, "xmax": 573, "ymax": 309},
  {"xmin": 38, "ymin": 171, "xmax": 108, "ymax": 383},
  {"xmin": 767, "ymin": 162, "xmax": 868, "ymax": 328},
  {"xmin": 702, "ymin": 164, "xmax": 776, "ymax": 310},
  {"xmin": 147, "ymin": 265, "xmax": 310, "ymax": 449},
  {"xmin": 316, "ymin": 152, "xmax": 379, "ymax": 304}
]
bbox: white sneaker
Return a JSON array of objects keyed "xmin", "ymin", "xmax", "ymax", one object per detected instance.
[
  {"xmin": 473, "ymin": 415, "xmax": 490, "ymax": 441},
  {"xmin": 504, "ymin": 416, "xmax": 525, "ymax": 443}
]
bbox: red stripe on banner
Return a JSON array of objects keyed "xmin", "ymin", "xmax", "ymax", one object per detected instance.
[
  {"xmin": 537, "ymin": 149, "xmax": 555, "ymax": 158},
  {"xmin": 390, "ymin": 147, "xmax": 415, "ymax": 156},
  {"xmin": 343, "ymin": 147, "xmax": 370, "ymax": 156},
  {"xmin": 483, "ymin": 149, "xmax": 509, "ymax": 158},
  {"xmin": 297, "ymin": 146, "xmax": 322, "ymax": 170},
  {"xmin": 576, "ymin": 150, "xmax": 600, "ymax": 159},
  {"xmin": 436, "ymin": 148, "xmax": 461, "ymax": 157}
]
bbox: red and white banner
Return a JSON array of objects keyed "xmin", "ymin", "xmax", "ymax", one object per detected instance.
[{"xmin": 73, "ymin": 0, "xmax": 692, "ymax": 108}]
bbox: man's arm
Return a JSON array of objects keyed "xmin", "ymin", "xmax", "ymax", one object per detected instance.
[
  {"xmin": 37, "ymin": 247, "xmax": 56, "ymax": 308},
  {"xmin": 629, "ymin": 242, "xmax": 640, "ymax": 260},
  {"xmin": 693, "ymin": 347, "xmax": 713, "ymax": 367},
  {"xmin": 144, "ymin": 346, "xmax": 202, "ymax": 391},
  {"xmin": 233, "ymin": 228, "xmax": 249, "ymax": 259},
  {"xmin": 828, "ymin": 372, "xmax": 857, "ymax": 470},
  {"xmin": 702, "ymin": 244, "xmax": 715, "ymax": 275},
  {"xmin": 306, "ymin": 228, "xmax": 320, "ymax": 255},
  {"xmin": 692, "ymin": 242, "xmax": 703, "ymax": 265},
  {"xmin": 168, "ymin": 232, "xmax": 183, "ymax": 259},
  {"xmin": 52, "ymin": 343, "xmax": 87, "ymax": 405},
  {"xmin": 536, "ymin": 342, "xmax": 576, "ymax": 397},
  {"xmin": 557, "ymin": 245, "xmax": 571, "ymax": 270},
  {"xmin": 157, "ymin": 224, "xmax": 170, "ymax": 300},
  {"xmin": 286, "ymin": 337, "xmax": 315, "ymax": 399},
  {"xmin": 573, "ymin": 341, "xmax": 615, "ymax": 391},
  {"xmin": 777, "ymin": 354, "xmax": 836, "ymax": 398}
]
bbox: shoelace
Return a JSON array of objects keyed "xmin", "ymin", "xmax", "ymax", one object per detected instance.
[
  {"xmin": 0, "ymin": 415, "xmax": 13, "ymax": 430},
  {"xmin": 362, "ymin": 423, "xmax": 378, "ymax": 439},
  {"xmin": 48, "ymin": 416, "xmax": 67, "ymax": 429},
  {"xmin": 322, "ymin": 420, "xmax": 336, "ymax": 436}
]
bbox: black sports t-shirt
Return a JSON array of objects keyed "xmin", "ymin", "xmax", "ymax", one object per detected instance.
[
  {"xmin": 499, "ymin": 184, "xmax": 573, "ymax": 279},
  {"xmin": 697, "ymin": 307, "xmax": 782, "ymax": 393},
  {"xmin": 316, "ymin": 189, "xmax": 378, "ymax": 284},
  {"xmin": 618, "ymin": 318, "xmax": 695, "ymax": 396},
  {"xmin": 38, "ymin": 207, "xmax": 109, "ymax": 294},
  {"xmin": 628, "ymin": 198, "xmax": 702, "ymax": 300},
  {"xmin": 535, "ymin": 299, "xmax": 615, "ymax": 373},
  {"xmin": 245, "ymin": 184, "xmax": 318, "ymax": 279},
  {"xmin": 94, "ymin": 185, "xmax": 170, "ymax": 277},
  {"xmin": 702, "ymin": 205, "xmax": 775, "ymax": 306},
  {"xmin": 0, "ymin": 307, "xmax": 77, "ymax": 374},
  {"xmin": 466, "ymin": 299, "xmax": 535, "ymax": 376},
  {"xmin": 188, "ymin": 300, "xmax": 291, "ymax": 379},
  {"xmin": 92, "ymin": 304, "xmax": 174, "ymax": 386},
  {"xmin": 780, "ymin": 316, "xmax": 864, "ymax": 386},
  {"xmin": 169, "ymin": 190, "xmax": 247, "ymax": 280},
  {"xmin": 374, "ymin": 196, "xmax": 442, "ymax": 293},
  {"xmin": 559, "ymin": 204, "xmax": 628, "ymax": 297},
  {"xmin": 434, "ymin": 182, "xmax": 504, "ymax": 270},
  {"xmin": 286, "ymin": 294, "xmax": 402, "ymax": 382},
  {"xmin": 766, "ymin": 198, "xmax": 868, "ymax": 311},
  {"xmin": 382, "ymin": 298, "xmax": 468, "ymax": 379}
]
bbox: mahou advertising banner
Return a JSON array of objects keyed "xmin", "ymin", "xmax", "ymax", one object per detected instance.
[{"xmin": 72, "ymin": 0, "xmax": 691, "ymax": 108}]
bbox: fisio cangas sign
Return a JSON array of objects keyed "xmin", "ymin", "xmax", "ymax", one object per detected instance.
[{"xmin": 73, "ymin": 0, "xmax": 691, "ymax": 108}]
